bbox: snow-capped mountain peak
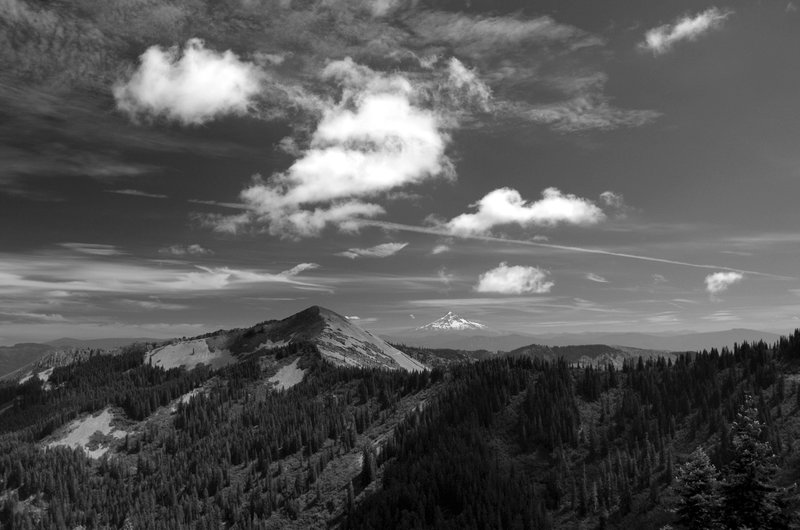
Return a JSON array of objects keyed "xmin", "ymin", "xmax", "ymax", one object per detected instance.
[{"xmin": 416, "ymin": 311, "xmax": 488, "ymax": 332}]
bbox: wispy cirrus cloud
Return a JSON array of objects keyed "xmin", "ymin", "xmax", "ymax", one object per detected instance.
[
  {"xmin": 280, "ymin": 262, "xmax": 320, "ymax": 276},
  {"xmin": 336, "ymin": 242, "xmax": 408, "ymax": 259},
  {"xmin": 475, "ymin": 262, "xmax": 554, "ymax": 294},
  {"xmin": 0, "ymin": 311, "xmax": 67, "ymax": 323},
  {"xmin": 641, "ymin": 8, "xmax": 732, "ymax": 55},
  {"xmin": 0, "ymin": 253, "xmax": 328, "ymax": 296},
  {"xmin": 159, "ymin": 244, "xmax": 214, "ymax": 256},
  {"xmin": 118, "ymin": 299, "xmax": 189, "ymax": 311},
  {"xmin": 585, "ymin": 273, "xmax": 609, "ymax": 283},
  {"xmin": 407, "ymin": 12, "xmax": 601, "ymax": 58},
  {"xmin": 107, "ymin": 189, "xmax": 168, "ymax": 199},
  {"xmin": 60, "ymin": 243, "xmax": 124, "ymax": 256}
]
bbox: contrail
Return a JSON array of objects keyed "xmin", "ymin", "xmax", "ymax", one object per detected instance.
[
  {"xmin": 359, "ymin": 220, "xmax": 794, "ymax": 280},
  {"xmin": 191, "ymin": 199, "xmax": 793, "ymax": 280}
]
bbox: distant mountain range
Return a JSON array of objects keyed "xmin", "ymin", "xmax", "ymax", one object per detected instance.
[
  {"xmin": 0, "ymin": 308, "xmax": 785, "ymax": 380},
  {"xmin": 389, "ymin": 311, "xmax": 783, "ymax": 353}
]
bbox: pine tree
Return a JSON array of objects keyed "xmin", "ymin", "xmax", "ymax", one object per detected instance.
[
  {"xmin": 360, "ymin": 445, "xmax": 377, "ymax": 486},
  {"xmin": 673, "ymin": 447, "xmax": 723, "ymax": 530},
  {"xmin": 721, "ymin": 395, "xmax": 785, "ymax": 530}
]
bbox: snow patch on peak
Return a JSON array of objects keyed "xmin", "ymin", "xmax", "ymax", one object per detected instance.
[{"xmin": 417, "ymin": 311, "xmax": 488, "ymax": 332}]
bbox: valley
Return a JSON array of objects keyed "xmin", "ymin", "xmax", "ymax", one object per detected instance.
[{"xmin": 1, "ymin": 307, "xmax": 799, "ymax": 529}]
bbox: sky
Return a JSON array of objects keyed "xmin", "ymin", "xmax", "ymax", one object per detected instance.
[{"xmin": 2, "ymin": 0, "xmax": 800, "ymax": 344}]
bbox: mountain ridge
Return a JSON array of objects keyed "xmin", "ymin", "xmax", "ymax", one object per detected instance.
[
  {"xmin": 145, "ymin": 305, "xmax": 427, "ymax": 373},
  {"xmin": 386, "ymin": 327, "xmax": 782, "ymax": 352}
]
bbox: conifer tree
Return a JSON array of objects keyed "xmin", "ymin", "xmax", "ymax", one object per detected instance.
[
  {"xmin": 721, "ymin": 395, "xmax": 785, "ymax": 530},
  {"xmin": 673, "ymin": 447, "xmax": 722, "ymax": 530}
]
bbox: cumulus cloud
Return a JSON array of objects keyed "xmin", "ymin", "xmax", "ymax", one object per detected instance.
[
  {"xmin": 705, "ymin": 271, "xmax": 743, "ymax": 295},
  {"xmin": 475, "ymin": 262, "xmax": 554, "ymax": 294},
  {"xmin": 446, "ymin": 187, "xmax": 605, "ymax": 236},
  {"xmin": 585, "ymin": 273, "xmax": 609, "ymax": 283},
  {"xmin": 336, "ymin": 242, "xmax": 408, "ymax": 259},
  {"xmin": 220, "ymin": 58, "xmax": 452, "ymax": 237},
  {"xmin": 431, "ymin": 244, "xmax": 451, "ymax": 255},
  {"xmin": 114, "ymin": 38, "xmax": 263, "ymax": 125},
  {"xmin": 641, "ymin": 8, "xmax": 732, "ymax": 55},
  {"xmin": 159, "ymin": 244, "xmax": 213, "ymax": 256}
]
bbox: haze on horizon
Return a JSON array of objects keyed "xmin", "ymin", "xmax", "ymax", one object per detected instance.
[{"xmin": 2, "ymin": 0, "xmax": 800, "ymax": 345}]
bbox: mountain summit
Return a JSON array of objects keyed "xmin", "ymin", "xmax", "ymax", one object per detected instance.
[
  {"xmin": 145, "ymin": 305, "xmax": 427, "ymax": 373},
  {"xmin": 416, "ymin": 311, "xmax": 488, "ymax": 332}
]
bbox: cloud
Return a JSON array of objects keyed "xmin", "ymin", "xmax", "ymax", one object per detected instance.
[
  {"xmin": 585, "ymin": 273, "xmax": 609, "ymax": 283},
  {"xmin": 445, "ymin": 187, "xmax": 605, "ymax": 236},
  {"xmin": 114, "ymin": 38, "xmax": 263, "ymax": 125},
  {"xmin": 199, "ymin": 212, "xmax": 253, "ymax": 235},
  {"xmin": 641, "ymin": 8, "xmax": 732, "ymax": 55},
  {"xmin": 119, "ymin": 299, "xmax": 188, "ymax": 311},
  {"xmin": 431, "ymin": 244, "xmax": 451, "ymax": 255},
  {"xmin": 445, "ymin": 58, "xmax": 491, "ymax": 112},
  {"xmin": 599, "ymin": 191, "xmax": 624, "ymax": 209},
  {"xmin": 0, "ymin": 311, "xmax": 67, "ymax": 323},
  {"xmin": 107, "ymin": 189, "xmax": 167, "ymax": 199},
  {"xmin": 438, "ymin": 267, "xmax": 454, "ymax": 286},
  {"xmin": 210, "ymin": 58, "xmax": 453, "ymax": 237},
  {"xmin": 280, "ymin": 262, "xmax": 320, "ymax": 276},
  {"xmin": 510, "ymin": 97, "xmax": 660, "ymax": 132},
  {"xmin": 705, "ymin": 271, "xmax": 743, "ymax": 295},
  {"xmin": 159, "ymin": 244, "xmax": 213, "ymax": 256},
  {"xmin": 408, "ymin": 12, "xmax": 600, "ymax": 57},
  {"xmin": 60, "ymin": 243, "xmax": 123, "ymax": 256},
  {"xmin": 336, "ymin": 242, "xmax": 408, "ymax": 259},
  {"xmin": 0, "ymin": 253, "xmax": 329, "ymax": 296},
  {"xmin": 360, "ymin": 220, "xmax": 789, "ymax": 279},
  {"xmin": 475, "ymin": 262, "xmax": 554, "ymax": 294},
  {"xmin": 652, "ymin": 274, "xmax": 668, "ymax": 284},
  {"xmin": 492, "ymin": 72, "xmax": 659, "ymax": 132},
  {"xmin": 702, "ymin": 310, "xmax": 740, "ymax": 322}
]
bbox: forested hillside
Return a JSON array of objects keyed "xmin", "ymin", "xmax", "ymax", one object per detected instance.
[{"xmin": 3, "ymin": 329, "xmax": 800, "ymax": 528}]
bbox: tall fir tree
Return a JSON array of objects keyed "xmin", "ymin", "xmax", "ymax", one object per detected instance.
[
  {"xmin": 721, "ymin": 395, "xmax": 786, "ymax": 530},
  {"xmin": 673, "ymin": 447, "xmax": 723, "ymax": 530}
]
